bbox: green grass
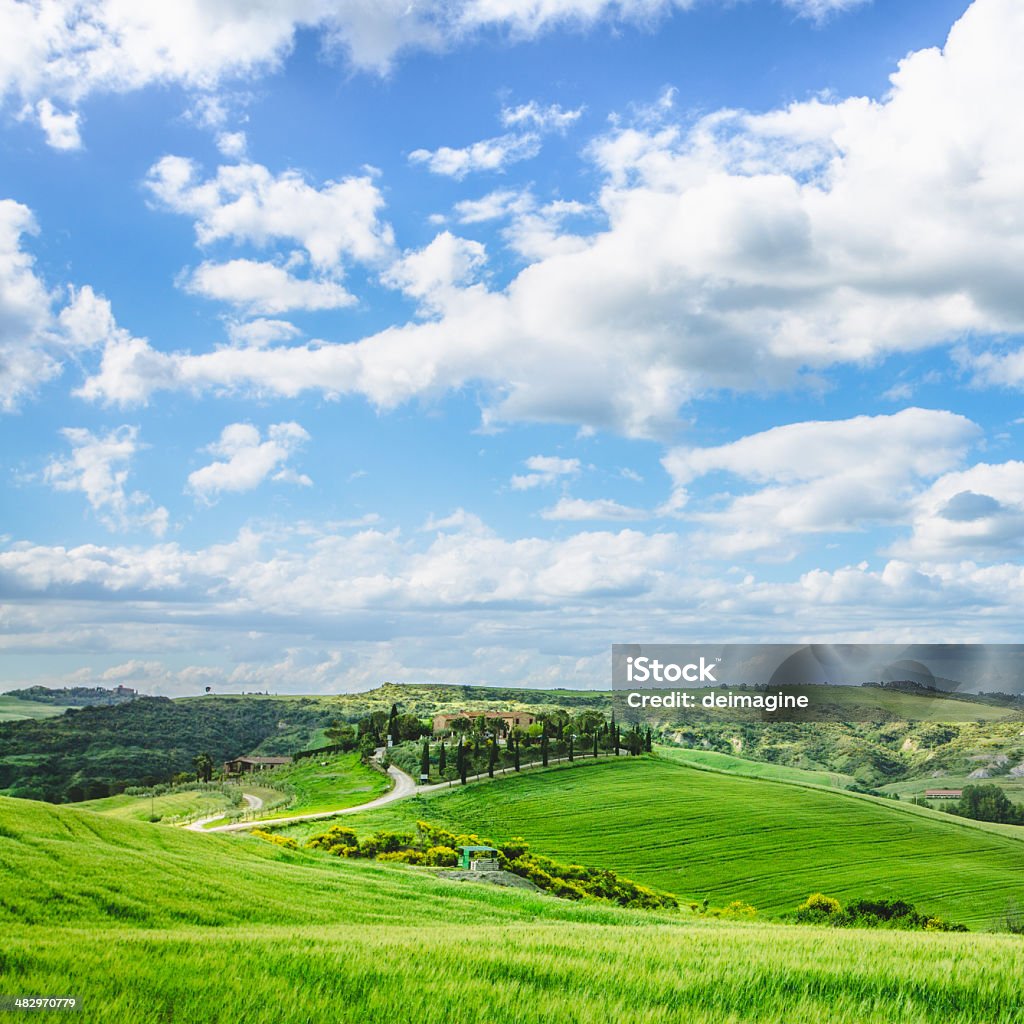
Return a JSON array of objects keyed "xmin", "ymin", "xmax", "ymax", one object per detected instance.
[
  {"xmin": 789, "ymin": 684, "xmax": 1015, "ymax": 722},
  {"xmin": 1, "ymin": 795, "xmax": 1023, "ymax": 1023},
  {"xmin": 656, "ymin": 745, "xmax": 857, "ymax": 788},
  {"xmin": 69, "ymin": 789, "xmax": 239, "ymax": 824},
  {"xmin": 254, "ymin": 751, "xmax": 391, "ymax": 819},
  {"xmin": 0, "ymin": 696, "xmax": 69, "ymax": 722},
  {"xmin": 317, "ymin": 755, "xmax": 1024, "ymax": 928},
  {"xmin": 882, "ymin": 773, "xmax": 1024, "ymax": 801},
  {"xmin": 198, "ymin": 752, "xmax": 391, "ymax": 827}
]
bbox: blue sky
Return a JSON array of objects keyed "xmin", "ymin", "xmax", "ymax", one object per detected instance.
[{"xmin": 2, "ymin": 0, "xmax": 1023, "ymax": 694}]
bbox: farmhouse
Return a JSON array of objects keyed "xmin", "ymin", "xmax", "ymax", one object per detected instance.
[
  {"xmin": 432, "ymin": 710, "xmax": 537, "ymax": 735},
  {"xmin": 924, "ymin": 789, "xmax": 963, "ymax": 799},
  {"xmin": 223, "ymin": 755, "xmax": 293, "ymax": 774}
]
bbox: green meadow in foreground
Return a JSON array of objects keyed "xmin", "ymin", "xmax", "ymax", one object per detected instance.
[
  {"xmin": 1, "ymin": 795, "xmax": 1023, "ymax": 1023},
  {"xmin": 311, "ymin": 755, "xmax": 1024, "ymax": 928}
]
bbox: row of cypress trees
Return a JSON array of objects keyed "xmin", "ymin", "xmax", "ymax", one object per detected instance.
[{"xmin": 417, "ymin": 720, "xmax": 653, "ymax": 785}]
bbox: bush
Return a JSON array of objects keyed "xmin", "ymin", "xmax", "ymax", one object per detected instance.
[
  {"xmin": 795, "ymin": 893, "xmax": 967, "ymax": 932},
  {"xmin": 423, "ymin": 845, "xmax": 458, "ymax": 867},
  {"xmin": 796, "ymin": 893, "xmax": 844, "ymax": 924},
  {"xmin": 718, "ymin": 900, "xmax": 757, "ymax": 919},
  {"xmin": 251, "ymin": 829, "xmax": 298, "ymax": 850},
  {"xmin": 304, "ymin": 819, "xmax": 678, "ymax": 911},
  {"xmin": 378, "ymin": 850, "xmax": 426, "ymax": 865},
  {"xmin": 305, "ymin": 825, "xmax": 358, "ymax": 855}
]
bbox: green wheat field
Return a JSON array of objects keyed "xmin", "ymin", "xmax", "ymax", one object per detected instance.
[{"xmin": 3, "ymin": 751, "xmax": 1024, "ymax": 1023}]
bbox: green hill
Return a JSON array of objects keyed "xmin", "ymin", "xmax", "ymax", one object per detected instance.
[
  {"xmin": 1, "ymin": 795, "xmax": 1023, "ymax": 1023},
  {"xmin": 322, "ymin": 755, "xmax": 1024, "ymax": 928},
  {"xmin": 0, "ymin": 696, "xmax": 70, "ymax": 722}
]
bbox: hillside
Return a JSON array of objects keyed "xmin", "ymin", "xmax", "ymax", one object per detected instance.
[
  {"xmin": 0, "ymin": 695, "xmax": 70, "ymax": 723},
  {"xmin": 318, "ymin": 755, "xmax": 1024, "ymax": 928},
  {"xmin": 0, "ymin": 684, "xmax": 610, "ymax": 801},
  {"xmin": 660, "ymin": 711, "xmax": 1024, "ymax": 790},
  {"xmin": 0, "ymin": 697, "xmax": 329, "ymax": 802},
  {"xmin": 1, "ymin": 796, "xmax": 1022, "ymax": 1023}
]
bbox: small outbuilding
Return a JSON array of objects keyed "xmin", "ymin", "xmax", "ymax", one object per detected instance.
[
  {"xmin": 457, "ymin": 845, "xmax": 500, "ymax": 871},
  {"xmin": 924, "ymin": 788, "xmax": 963, "ymax": 799},
  {"xmin": 223, "ymin": 755, "xmax": 293, "ymax": 774}
]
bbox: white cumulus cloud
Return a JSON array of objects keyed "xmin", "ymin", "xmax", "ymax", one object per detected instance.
[
  {"xmin": 78, "ymin": 1, "xmax": 1024, "ymax": 438},
  {"xmin": 145, "ymin": 157, "xmax": 394, "ymax": 269},
  {"xmin": 43, "ymin": 426, "xmax": 168, "ymax": 536},
  {"xmin": 511, "ymin": 455, "xmax": 582, "ymax": 490},
  {"xmin": 409, "ymin": 132, "xmax": 541, "ymax": 179},
  {"xmin": 36, "ymin": 99, "xmax": 82, "ymax": 150},
  {"xmin": 187, "ymin": 422, "xmax": 312, "ymax": 503},
  {"xmin": 662, "ymin": 408, "xmax": 980, "ymax": 555},
  {"xmin": 184, "ymin": 259, "xmax": 354, "ymax": 314},
  {"xmin": 541, "ymin": 497, "xmax": 648, "ymax": 520},
  {"xmin": 0, "ymin": 201, "xmax": 139, "ymax": 412}
]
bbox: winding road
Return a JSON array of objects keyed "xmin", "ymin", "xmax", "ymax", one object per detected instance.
[{"xmin": 191, "ymin": 751, "xmax": 615, "ymax": 834}]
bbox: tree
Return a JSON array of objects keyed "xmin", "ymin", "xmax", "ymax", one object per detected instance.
[
  {"xmin": 420, "ymin": 739, "xmax": 430, "ymax": 780},
  {"xmin": 358, "ymin": 735, "xmax": 376, "ymax": 763},
  {"xmin": 568, "ymin": 733, "xmax": 574, "ymax": 762},
  {"xmin": 325, "ymin": 718, "xmax": 356, "ymax": 752},
  {"xmin": 488, "ymin": 740, "xmax": 497, "ymax": 777},
  {"xmin": 592, "ymin": 733, "xmax": 599, "ymax": 758},
  {"xmin": 456, "ymin": 738, "xmax": 468, "ymax": 785},
  {"xmin": 610, "ymin": 711, "xmax": 619, "ymax": 756},
  {"xmin": 192, "ymin": 752, "xmax": 213, "ymax": 783},
  {"xmin": 575, "ymin": 710, "xmax": 605, "ymax": 736},
  {"xmin": 439, "ymin": 742, "xmax": 447, "ymax": 775},
  {"xmin": 358, "ymin": 711, "xmax": 389, "ymax": 745},
  {"xmin": 513, "ymin": 737, "xmax": 521, "ymax": 772},
  {"xmin": 541, "ymin": 732, "xmax": 549, "ymax": 767},
  {"xmin": 392, "ymin": 714, "xmax": 428, "ymax": 743},
  {"xmin": 956, "ymin": 784, "xmax": 1024, "ymax": 824},
  {"xmin": 644, "ymin": 727, "xmax": 653, "ymax": 753}
]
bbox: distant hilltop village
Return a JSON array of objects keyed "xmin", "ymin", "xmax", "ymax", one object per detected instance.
[{"xmin": 2, "ymin": 684, "xmax": 138, "ymax": 707}]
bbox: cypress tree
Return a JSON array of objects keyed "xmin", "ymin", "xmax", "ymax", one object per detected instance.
[
  {"xmin": 593, "ymin": 733, "xmax": 599, "ymax": 758},
  {"xmin": 644, "ymin": 727, "xmax": 653, "ymax": 753},
  {"xmin": 513, "ymin": 738, "xmax": 521, "ymax": 772},
  {"xmin": 421, "ymin": 739, "xmax": 430, "ymax": 780},
  {"xmin": 568, "ymin": 734, "xmax": 574, "ymax": 762},
  {"xmin": 541, "ymin": 733, "xmax": 549, "ymax": 767},
  {"xmin": 439, "ymin": 742, "xmax": 447, "ymax": 775},
  {"xmin": 488, "ymin": 739, "xmax": 497, "ymax": 777},
  {"xmin": 457, "ymin": 738, "xmax": 467, "ymax": 785}
]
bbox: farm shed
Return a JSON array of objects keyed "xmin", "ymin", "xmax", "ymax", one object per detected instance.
[{"xmin": 223, "ymin": 756, "xmax": 293, "ymax": 774}]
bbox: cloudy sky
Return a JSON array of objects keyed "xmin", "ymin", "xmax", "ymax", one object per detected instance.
[{"xmin": 2, "ymin": 0, "xmax": 1023, "ymax": 695}]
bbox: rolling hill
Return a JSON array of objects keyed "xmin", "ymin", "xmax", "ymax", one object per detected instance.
[
  {"xmin": 316, "ymin": 755, "xmax": 1024, "ymax": 928},
  {"xmin": 1, "ymin": 794, "xmax": 1022, "ymax": 1023}
]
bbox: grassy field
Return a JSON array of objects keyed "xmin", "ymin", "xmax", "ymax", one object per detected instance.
[
  {"xmin": 1, "ymin": 795, "xmax": 1023, "ymax": 1023},
  {"xmin": 308, "ymin": 755, "xmax": 1024, "ymax": 928},
  {"xmin": 199, "ymin": 752, "xmax": 391, "ymax": 827},
  {"xmin": 882, "ymin": 772, "xmax": 1024, "ymax": 801},
  {"xmin": 656, "ymin": 745, "xmax": 857, "ymax": 788},
  {"xmin": 69, "ymin": 788, "xmax": 241, "ymax": 824},
  {"xmin": 0, "ymin": 696, "xmax": 69, "ymax": 722},
  {"xmin": 262, "ymin": 752, "xmax": 391, "ymax": 817}
]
